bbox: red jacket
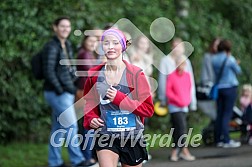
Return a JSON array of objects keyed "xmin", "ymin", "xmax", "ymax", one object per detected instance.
[
  {"xmin": 83, "ymin": 60, "xmax": 154, "ymax": 129},
  {"xmin": 76, "ymin": 48, "xmax": 97, "ymax": 89}
]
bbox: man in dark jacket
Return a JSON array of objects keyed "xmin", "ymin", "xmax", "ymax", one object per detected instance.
[{"xmin": 43, "ymin": 17, "xmax": 90, "ymax": 167}]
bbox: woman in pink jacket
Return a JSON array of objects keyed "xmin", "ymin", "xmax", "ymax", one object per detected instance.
[{"xmin": 166, "ymin": 55, "xmax": 196, "ymax": 162}]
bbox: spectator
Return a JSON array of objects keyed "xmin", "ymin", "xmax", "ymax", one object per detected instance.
[
  {"xmin": 240, "ymin": 84, "xmax": 252, "ymax": 144},
  {"xmin": 212, "ymin": 39, "xmax": 242, "ymax": 148},
  {"xmin": 158, "ymin": 38, "xmax": 197, "ymax": 111},
  {"xmin": 200, "ymin": 38, "xmax": 221, "ymax": 85},
  {"xmin": 76, "ymin": 35, "xmax": 100, "ymax": 99},
  {"xmin": 197, "ymin": 38, "xmax": 221, "ymax": 131},
  {"xmin": 240, "ymin": 84, "xmax": 252, "ymax": 112},
  {"xmin": 166, "ymin": 55, "xmax": 196, "ymax": 161},
  {"xmin": 130, "ymin": 35, "xmax": 153, "ymax": 77},
  {"xmin": 75, "ymin": 34, "xmax": 101, "ymax": 166},
  {"xmin": 43, "ymin": 16, "xmax": 88, "ymax": 167}
]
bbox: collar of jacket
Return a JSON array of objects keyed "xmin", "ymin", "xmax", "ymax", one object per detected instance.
[
  {"xmin": 52, "ymin": 35, "xmax": 71, "ymax": 49},
  {"xmin": 88, "ymin": 60, "xmax": 142, "ymax": 98},
  {"xmin": 88, "ymin": 60, "xmax": 141, "ymax": 77}
]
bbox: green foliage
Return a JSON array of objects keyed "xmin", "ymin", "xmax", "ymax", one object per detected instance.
[
  {"xmin": 1, "ymin": 0, "xmax": 251, "ymax": 143},
  {"xmin": 0, "ymin": 142, "xmax": 69, "ymax": 167}
]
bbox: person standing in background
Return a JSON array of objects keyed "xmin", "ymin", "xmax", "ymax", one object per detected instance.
[
  {"xmin": 239, "ymin": 84, "xmax": 252, "ymax": 112},
  {"xmin": 212, "ymin": 39, "xmax": 242, "ymax": 148},
  {"xmin": 166, "ymin": 55, "xmax": 196, "ymax": 161},
  {"xmin": 76, "ymin": 35, "xmax": 100, "ymax": 100},
  {"xmin": 158, "ymin": 38, "xmax": 197, "ymax": 111},
  {"xmin": 43, "ymin": 16, "xmax": 88, "ymax": 167},
  {"xmin": 130, "ymin": 35, "xmax": 153, "ymax": 78},
  {"xmin": 240, "ymin": 84, "xmax": 252, "ymax": 144},
  {"xmin": 75, "ymin": 34, "xmax": 100, "ymax": 166},
  {"xmin": 200, "ymin": 38, "xmax": 221, "ymax": 85},
  {"xmin": 197, "ymin": 38, "xmax": 221, "ymax": 133}
]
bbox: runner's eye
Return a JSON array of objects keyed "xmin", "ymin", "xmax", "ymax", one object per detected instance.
[{"xmin": 103, "ymin": 42, "xmax": 109, "ymax": 45}]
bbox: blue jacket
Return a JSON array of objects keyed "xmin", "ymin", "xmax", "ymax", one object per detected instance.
[{"xmin": 212, "ymin": 52, "xmax": 241, "ymax": 88}]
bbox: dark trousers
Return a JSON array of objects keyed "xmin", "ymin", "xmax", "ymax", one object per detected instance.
[
  {"xmin": 215, "ymin": 86, "xmax": 237, "ymax": 143},
  {"xmin": 171, "ymin": 112, "xmax": 187, "ymax": 148}
]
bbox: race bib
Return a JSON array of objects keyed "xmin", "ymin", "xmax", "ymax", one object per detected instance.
[{"xmin": 106, "ymin": 110, "xmax": 136, "ymax": 132}]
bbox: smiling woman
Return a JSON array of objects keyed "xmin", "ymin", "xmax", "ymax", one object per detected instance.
[
  {"xmin": 42, "ymin": 16, "xmax": 89, "ymax": 167},
  {"xmin": 83, "ymin": 28, "xmax": 154, "ymax": 167}
]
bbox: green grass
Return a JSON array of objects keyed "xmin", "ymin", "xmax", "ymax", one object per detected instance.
[
  {"xmin": 230, "ymin": 131, "xmax": 241, "ymax": 139},
  {"xmin": 0, "ymin": 142, "xmax": 69, "ymax": 167}
]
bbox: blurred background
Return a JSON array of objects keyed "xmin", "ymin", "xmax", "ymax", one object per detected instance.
[{"xmin": 0, "ymin": 0, "xmax": 252, "ymax": 166}]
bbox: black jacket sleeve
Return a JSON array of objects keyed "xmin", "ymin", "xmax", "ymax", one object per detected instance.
[{"xmin": 43, "ymin": 43, "xmax": 64, "ymax": 94}]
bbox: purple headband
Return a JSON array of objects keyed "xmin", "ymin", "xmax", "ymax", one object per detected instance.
[{"xmin": 101, "ymin": 28, "xmax": 127, "ymax": 51}]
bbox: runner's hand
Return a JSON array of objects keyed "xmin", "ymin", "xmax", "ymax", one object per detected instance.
[
  {"xmin": 90, "ymin": 118, "xmax": 104, "ymax": 129},
  {"xmin": 106, "ymin": 86, "xmax": 117, "ymax": 102}
]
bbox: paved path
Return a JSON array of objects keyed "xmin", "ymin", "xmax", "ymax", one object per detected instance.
[
  {"xmin": 144, "ymin": 145, "xmax": 252, "ymax": 167},
  {"xmin": 38, "ymin": 145, "xmax": 252, "ymax": 167}
]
